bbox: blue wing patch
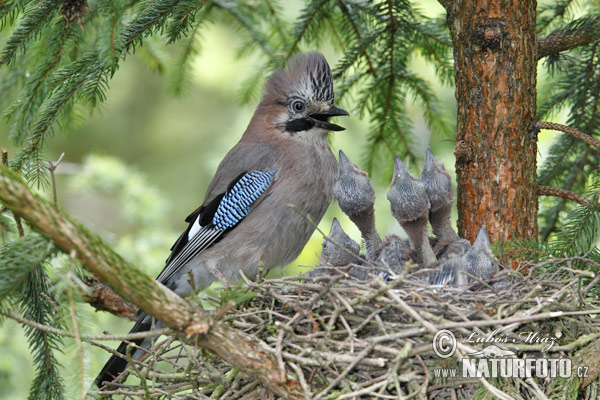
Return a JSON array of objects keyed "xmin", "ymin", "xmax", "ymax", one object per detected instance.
[
  {"xmin": 213, "ymin": 170, "xmax": 276, "ymax": 230},
  {"xmin": 156, "ymin": 169, "xmax": 276, "ymax": 285}
]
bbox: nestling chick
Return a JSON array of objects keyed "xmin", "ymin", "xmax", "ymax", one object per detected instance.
[
  {"xmin": 387, "ymin": 155, "xmax": 437, "ymax": 267},
  {"xmin": 429, "ymin": 226, "xmax": 498, "ymax": 286},
  {"xmin": 320, "ymin": 217, "xmax": 360, "ymax": 267},
  {"xmin": 374, "ymin": 234, "xmax": 413, "ymax": 277},
  {"xmin": 435, "ymin": 238, "xmax": 471, "ymax": 260},
  {"xmin": 420, "ymin": 148, "xmax": 459, "ymax": 252},
  {"xmin": 464, "ymin": 226, "xmax": 498, "ymax": 280},
  {"xmin": 333, "ymin": 150, "xmax": 382, "ymax": 259}
]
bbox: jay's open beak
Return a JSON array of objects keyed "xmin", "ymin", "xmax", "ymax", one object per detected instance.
[{"xmin": 309, "ymin": 106, "xmax": 349, "ymax": 131}]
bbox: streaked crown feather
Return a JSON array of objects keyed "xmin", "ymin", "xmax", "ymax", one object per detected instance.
[{"xmin": 263, "ymin": 51, "xmax": 334, "ymax": 105}]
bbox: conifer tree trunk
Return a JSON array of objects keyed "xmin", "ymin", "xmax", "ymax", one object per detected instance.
[{"xmin": 446, "ymin": 0, "xmax": 538, "ymax": 266}]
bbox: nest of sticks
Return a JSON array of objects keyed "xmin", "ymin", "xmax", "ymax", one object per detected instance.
[{"xmin": 97, "ymin": 260, "xmax": 600, "ymax": 400}]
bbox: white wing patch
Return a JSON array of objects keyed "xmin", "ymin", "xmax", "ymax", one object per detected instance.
[{"xmin": 187, "ymin": 215, "xmax": 202, "ymax": 240}]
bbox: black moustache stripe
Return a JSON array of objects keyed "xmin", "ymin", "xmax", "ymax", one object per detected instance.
[{"xmin": 286, "ymin": 118, "xmax": 315, "ymax": 133}]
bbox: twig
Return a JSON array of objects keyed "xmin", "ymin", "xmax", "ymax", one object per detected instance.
[
  {"xmin": 1, "ymin": 150, "xmax": 24, "ymax": 237},
  {"xmin": 538, "ymin": 185, "xmax": 589, "ymax": 206},
  {"xmin": 337, "ymin": 380, "xmax": 388, "ymax": 399},
  {"xmin": 46, "ymin": 152, "xmax": 65, "ymax": 207},
  {"xmin": 126, "ymin": 344, "xmax": 151, "ymax": 398},
  {"xmin": 525, "ymin": 377, "xmax": 550, "ymax": 400},
  {"xmin": 584, "ymin": 273, "xmax": 600, "ymax": 296},
  {"xmin": 83, "ymin": 277, "xmax": 138, "ymax": 320},
  {"xmin": 289, "ymin": 362, "xmax": 311, "ymax": 398},
  {"xmin": 67, "ymin": 259, "xmax": 86, "ymax": 400},
  {"xmin": 0, "ymin": 309, "xmax": 172, "ymax": 341},
  {"xmin": 536, "ymin": 121, "xmax": 600, "ymax": 152},
  {"xmin": 313, "ymin": 343, "xmax": 377, "ymax": 400}
]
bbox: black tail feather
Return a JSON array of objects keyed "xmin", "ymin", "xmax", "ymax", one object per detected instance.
[{"xmin": 94, "ymin": 315, "xmax": 152, "ymax": 389}]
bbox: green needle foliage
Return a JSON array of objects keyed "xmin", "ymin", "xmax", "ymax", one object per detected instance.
[
  {"xmin": 535, "ymin": 2, "xmax": 600, "ymax": 260},
  {"xmin": 0, "ymin": 0, "xmax": 452, "ymax": 183},
  {"xmin": 19, "ymin": 261, "xmax": 65, "ymax": 400},
  {"xmin": 0, "ymin": 234, "xmax": 63, "ymax": 400},
  {"xmin": 501, "ymin": 1, "xmax": 600, "ymax": 269}
]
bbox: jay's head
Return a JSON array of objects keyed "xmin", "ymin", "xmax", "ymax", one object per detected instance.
[
  {"xmin": 261, "ymin": 51, "xmax": 349, "ymax": 140},
  {"xmin": 420, "ymin": 147, "xmax": 454, "ymax": 212},
  {"xmin": 334, "ymin": 150, "xmax": 375, "ymax": 216}
]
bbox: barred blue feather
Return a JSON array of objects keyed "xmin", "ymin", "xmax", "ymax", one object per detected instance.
[
  {"xmin": 155, "ymin": 169, "xmax": 276, "ymax": 285},
  {"xmin": 213, "ymin": 170, "xmax": 276, "ymax": 230}
]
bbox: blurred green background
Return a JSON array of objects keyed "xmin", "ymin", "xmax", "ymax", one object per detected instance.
[{"xmin": 0, "ymin": 1, "xmax": 563, "ymax": 398}]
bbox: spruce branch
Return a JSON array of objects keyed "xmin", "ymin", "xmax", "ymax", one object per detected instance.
[
  {"xmin": 17, "ymin": 246, "xmax": 65, "ymax": 399},
  {"xmin": 214, "ymin": 0, "xmax": 275, "ymax": 61},
  {"xmin": 83, "ymin": 277, "xmax": 138, "ymax": 321},
  {"xmin": 336, "ymin": 0, "xmax": 377, "ymax": 77},
  {"xmin": 0, "ymin": 164, "xmax": 191, "ymax": 326},
  {"xmin": 169, "ymin": 20, "xmax": 202, "ymax": 95},
  {"xmin": 537, "ymin": 185, "xmax": 589, "ymax": 206},
  {"xmin": 549, "ymin": 188, "xmax": 600, "ymax": 258},
  {"xmin": 264, "ymin": 0, "xmax": 288, "ymax": 47},
  {"xmin": 3, "ymin": 19, "xmax": 78, "ymax": 167},
  {"xmin": 0, "ymin": 1, "xmax": 22, "ymax": 28},
  {"xmin": 0, "ymin": 0, "xmax": 61, "ymax": 65},
  {"xmin": 538, "ymin": 16, "xmax": 600, "ymax": 59},
  {"xmin": 0, "ymin": 163, "xmax": 304, "ymax": 399},
  {"xmin": 1, "ymin": 150, "xmax": 24, "ymax": 237},
  {"xmin": 537, "ymin": 0, "xmax": 586, "ymax": 33},
  {"xmin": 0, "ymin": 234, "xmax": 57, "ymax": 303},
  {"xmin": 537, "ymin": 44, "xmax": 600, "ymax": 240},
  {"xmin": 535, "ymin": 121, "xmax": 600, "ymax": 151},
  {"xmin": 539, "ymin": 150, "xmax": 589, "ymax": 242},
  {"xmin": 287, "ymin": 0, "xmax": 329, "ymax": 59},
  {"xmin": 166, "ymin": 0, "xmax": 210, "ymax": 43},
  {"xmin": 120, "ymin": 0, "xmax": 180, "ymax": 51}
]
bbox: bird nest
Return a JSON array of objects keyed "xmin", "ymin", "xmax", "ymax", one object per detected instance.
[{"xmin": 95, "ymin": 262, "xmax": 600, "ymax": 400}]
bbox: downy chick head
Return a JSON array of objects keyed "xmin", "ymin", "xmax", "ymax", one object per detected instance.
[
  {"xmin": 464, "ymin": 226, "xmax": 498, "ymax": 280},
  {"xmin": 375, "ymin": 234, "xmax": 412, "ymax": 275},
  {"xmin": 420, "ymin": 147, "xmax": 454, "ymax": 212},
  {"xmin": 258, "ymin": 51, "xmax": 349, "ymax": 145},
  {"xmin": 387, "ymin": 155, "xmax": 430, "ymax": 223},
  {"xmin": 320, "ymin": 218, "xmax": 360, "ymax": 267},
  {"xmin": 333, "ymin": 150, "xmax": 376, "ymax": 217}
]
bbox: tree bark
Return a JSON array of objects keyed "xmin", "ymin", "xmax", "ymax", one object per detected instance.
[
  {"xmin": 0, "ymin": 164, "xmax": 303, "ymax": 399},
  {"xmin": 446, "ymin": 0, "xmax": 538, "ymax": 267},
  {"xmin": 83, "ymin": 277, "xmax": 138, "ymax": 320}
]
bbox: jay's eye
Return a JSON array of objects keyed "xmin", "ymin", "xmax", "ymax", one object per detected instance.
[{"xmin": 291, "ymin": 100, "xmax": 305, "ymax": 113}]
